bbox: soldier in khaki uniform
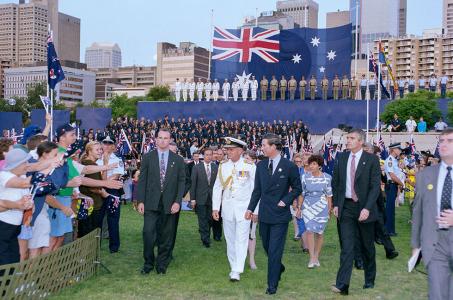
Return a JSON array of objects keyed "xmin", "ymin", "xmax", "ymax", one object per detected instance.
[
  {"xmin": 309, "ymin": 75, "xmax": 317, "ymax": 100},
  {"xmin": 260, "ymin": 76, "xmax": 268, "ymax": 100},
  {"xmin": 341, "ymin": 75, "xmax": 350, "ymax": 99},
  {"xmin": 332, "ymin": 74, "xmax": 341, "ymax": 100},
  {"xmin": 270, "ymin": 75, "xmax": 278, "ymax": 100},
  {"xmin": 299, "ymin": 76, "xmax": 307, "ymax": 100},
  {"xmin": 288, "ymin": 76, "xmax": 297, "ymax": 100},
  {"xmin": 321, "ymin": 75, "xmax": 329, "ymax": 100},
  {"xmin": 279, "ymin": 75, "xmax": 287, "ymax": 100},
  {"xmin": 350, "ymin": 76, "xmax": 357, "ymax": 100}
]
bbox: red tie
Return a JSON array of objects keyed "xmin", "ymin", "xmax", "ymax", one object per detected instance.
[{"xmin": 350, "ymin": 154, "xmax": 358, "ymax": 201}]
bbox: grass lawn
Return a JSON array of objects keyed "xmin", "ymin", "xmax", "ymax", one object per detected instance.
[{"xmin": 52, "ymin": 203, "xmax": 427, "ymax": 300}]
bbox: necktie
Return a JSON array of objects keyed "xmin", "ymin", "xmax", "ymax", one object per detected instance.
[
  {"xmin": 269, "ymin": 159, "xmax": 273, "ymax": 176},
  {"xmin": 350, "ymin": 154, "xmax": 358, "ymax": 201},
  {"xmin": 441, "ymin": 166, "xmax": 452, "ymax": 211},
  {"xmin": 160, "ymin": 153, "xmax": 166, "ymax": 188},
  {"xmin": 206, "ymin": 163, "xmax": 211, "ymax": 183}
]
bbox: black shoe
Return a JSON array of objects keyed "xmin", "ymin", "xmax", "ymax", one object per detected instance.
[
  {"xmin": 278, "ymin": 264, "xmax": 285, "ymax": 281},
  {"xmin": 140, "ymin": 266, "xmax": 153, "ymax": 275},
  {"xmin": 386, "ymin": 251, "xmax": 399, "ymax": 260},
  {"xmin": 110, "ymin": 249, "xmax": 118, "ymax": 254},
  {"xmin": 363, "ymin": 282, "xmax": 375, "ymax": 289},
  {"xmin": 354, "ymin": 260, "xmax": 364, "ymax": 270},
  {"xmin": 214, "ymin": 237, "xmax": 222, "ymax": 242},
  {"xmin": 388, "ymin": 232, "xmax": 397, "ymax": 237},
  {"xmin": 265, "ymin": 287, "xmax": 277, "ymax": 295},
  {"xmin": 156, "ymin": 268, "xmax": 167, "ymax": 275},
  {"xmin": 331, "ymin": 284, "xmax": 349, "ymax": 295},
  {"xmin": 202, "ymin": 241, "xmax": 211, "ymax": 248}
]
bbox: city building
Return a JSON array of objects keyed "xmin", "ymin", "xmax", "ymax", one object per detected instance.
[
  {"xmin": 326, "ymin": 10, "xmax": 350, "ymax": 28},
  {"xmin": 95, "ymin": 81, "xmax": 125, "ymax": 101},
  {"xmin": 156, "ymin": 42, "xmax": 209, "ymax": 88},
  {"xmin": 85, "ymin": 43, "xmax": 122, "ymax": 69},
  {"xmin": 0, "ymin": 59, "xmax": 11, "ymax": 99},
  {"xmin": 276, "ymin": 0, "xmax": 318, "ymax": 28},
  {"xmin": 4, "ymin": 61, "xmax": 95, "ymax": 105},
  {"xmin": 0, "ymin": 0, "xmax": 80, "ymax": 66},
  {"xmin": 443, "ymin": 0, "xmax": 453, "ymax": 35},
  {"xmin": 373, "ymin": 33, "xmax": 453, "ymax": 88},
  {"xmin": 112, "ymin": 87, "xmax": 147, "ymax": 98},
  {"xmin": 94, "ymin": 65, "xmax": 156, "ymax": 90},
  {"xmin": 242, "ymin": 11, "xmax": 297, "ymax": 30},
  {"xmin": 350, "ymin": 0, "xmax": 407, "ymax": 56}
]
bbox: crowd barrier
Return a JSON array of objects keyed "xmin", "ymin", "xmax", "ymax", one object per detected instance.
[
  {"xmin": 0, "ymin": 229, "xmax": 100, "ymax": 299},
  {"xmin": 0, "ymin": 112, "xmax": 22, "ymax": 133}
]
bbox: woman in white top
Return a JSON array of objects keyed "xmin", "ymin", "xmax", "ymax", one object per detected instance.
[{"xmin": 0, "ymin": 148, "xmax": 33, "ymax": 265}]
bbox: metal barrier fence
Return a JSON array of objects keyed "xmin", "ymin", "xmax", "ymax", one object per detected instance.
[{"xmin": 0, "ymin": 229, "xmax": 100, "ymax": 299}]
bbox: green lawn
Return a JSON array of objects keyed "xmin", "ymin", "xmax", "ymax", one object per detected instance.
[{"xmin": 52, "ymin": 204, "xmax": 427, "ymax": 300}]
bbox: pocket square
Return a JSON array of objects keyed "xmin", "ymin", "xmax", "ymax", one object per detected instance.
[{"xmin": 279, "ymin": 175, "xmax": 285, "ymax": 178}]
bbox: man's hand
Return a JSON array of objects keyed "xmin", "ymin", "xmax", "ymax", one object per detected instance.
[
  {"xmin": 437, "ymin": 209, "xmax": 453, "ymax": 227},
  {"xmin": 252, "ymin": 214, "xmax": 258, "ymax": 223},
  {"xmin": 104, "ymin": 180, "xmax": 123, "ymax": 189},
  {"xmin": 190, "ymin": 200, "xmax": 196, "ymax": 209},
  {"xmin": 277, "ymin": 200, "xmax": 286, "ymax": 207},
  {"xmin": 67, "ymin": 176, "xmax": 82, "ymax": 187},
  {"xmin": 170, "ymin": 202, "xmax": 180, "ymax": 214},
  {"xmin": 45, "ymin": 113, "xmax": 52, "ymax": 124},
  {"xmin": 16, "ymin": 195, "xmax": 33, "ymax": 210},
  {"xmin": 358, "ymin": 208, "xmax": 370, "ymax": 222},
  {"xmin": 137, "ymin": 203, "xmax": 145, "ymax": 215},
  {"xmin": 332, "ymin": 206, "xmax": 339, "ymax": 218},
  {"xmin": 244, "ymin": 210, "xmax": 253, "ymax": 220},
  {"xmin": 212, "ymin": 210, "xmax": 220, "ymax": 221}
]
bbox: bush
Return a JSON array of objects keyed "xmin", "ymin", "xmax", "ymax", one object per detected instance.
[
  {"xmin": 381, "ymin": 97, "xmax": 441, "ymax": 128},
  {"xmin": 146, "ymin": 85, "xmax": 174, "ymax": 101},
  {"xmin": 448, "ymin": 102, "xmax": 453, "ymax": 125}
]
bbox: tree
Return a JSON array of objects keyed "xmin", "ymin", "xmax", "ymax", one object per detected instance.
[
  {"xmin": 146, "ymin": 85, "xmax": 174, "ymax": 101},
  {"xmin": 109, "ymin": 94, "xmax": 143, "ymax": 119},
  {"xmin": 381, "ymin": 96, "xmax": 442, "ymax": 128},
  {"xmin": 447, "ymin": 101, "xmax": 453, "ymax": 125}
]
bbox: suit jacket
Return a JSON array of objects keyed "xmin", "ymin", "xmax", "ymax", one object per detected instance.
[
  {"xmin": 190, "ymin": 162, "xmax": 218, "ymax": 206},
  {"xmin": 248, "ymin": 157, "xmax": 302, "ymax": 224},
  {"xmin": 332, "ymin": 151, "xmax": 381, "ymax": 223},
  {"xmin": 137, "ymin": 150, "xmax": 186, "ymax": 214},
  {"xmin": 411, "ymin": 164, "xmax": 441, "ymax": 266}
]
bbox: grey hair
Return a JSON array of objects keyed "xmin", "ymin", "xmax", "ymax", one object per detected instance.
[
  {"xmin": 348, "ymin": 128, "xmax": 366, "ymax": 142},
  {"xmin": 363, "ymin": 142, "xmax": 373, "ymax": 149}
]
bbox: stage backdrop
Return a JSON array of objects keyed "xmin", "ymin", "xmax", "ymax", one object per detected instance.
[
  {"xmin": 31, "ymin": 109, "xmax": 70, "ymax": 131},
  {"xmin": 76, "ymin": 108, "xmax": 112, "ymax": 131},
  {"xmin": 0, "ymin": 112, "xmax": 22, "ymax": 133}
]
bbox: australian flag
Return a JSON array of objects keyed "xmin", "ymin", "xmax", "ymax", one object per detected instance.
[
  {"xmin": 211, "ymin": 24, "xmax": 352, "ymax": 88},
  {"xmin": 369, "ymin": 52, "xmax": 390, "ymax": 98},
  {"xmin": 47, "ymin": 35, "xmax": 65, "ymax": 90}
]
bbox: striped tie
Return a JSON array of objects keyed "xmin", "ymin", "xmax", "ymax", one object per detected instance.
[{"xmin": 160, "ymin": 153, "xmax": 166, "ymax": 188}]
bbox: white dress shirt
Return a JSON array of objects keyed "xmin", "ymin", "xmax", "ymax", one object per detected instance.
[
  {"xmin": 436, "ymin": 162, "xmax": 453, "ymax": 215},
  {"xmin": 345, "ymin": 149, "xmax": 363, "ymax": 199}
]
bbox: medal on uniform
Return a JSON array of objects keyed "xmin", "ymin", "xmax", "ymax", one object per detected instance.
[{"xmin": 427, "ymin": 184, "xmax": 433, "ymax": 190}]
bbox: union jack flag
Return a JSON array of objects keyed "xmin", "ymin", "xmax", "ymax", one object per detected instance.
[{"xmin": 212, "ymin": 27, "xmax": 280, "ymax": 63}]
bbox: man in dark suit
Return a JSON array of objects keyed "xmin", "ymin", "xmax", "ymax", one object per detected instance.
[
  {"xmin": 246, "ymin": 133, "xmax": 302, "ymax": 295},
  {"xmin": 137, "ymin": 128, "xmax": 186, "ymax": 275},
  {"xmin": 412, "ymin": 128, "xmax": 453, "ymax": 300},
  {"xmin": 190, "ymin": 148, "xmax": 220, "ymax": 247},
  {"xmin": 331, "ymin": 129, "xmax": 381, "ymax": 295},
  {"xmin": 187, "ymin": 151, "xmax": 201, "ymax": 176}
]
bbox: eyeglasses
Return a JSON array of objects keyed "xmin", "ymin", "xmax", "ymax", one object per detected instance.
[{"xmin": 294, "ymin": 160, "xmax": 303, "ymax": 163}]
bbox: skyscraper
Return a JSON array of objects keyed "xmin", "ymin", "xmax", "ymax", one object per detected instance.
[
  {"xmin": 443, "ymin": 0, "xmax": 453, "ymax": 35},
  {"xmin": 85, "ymin": 43, "xmax": 122, "ymax": 69},
  {"xmin": 276, "ymin": 0, "xmax": 318, "ymax": 28}
]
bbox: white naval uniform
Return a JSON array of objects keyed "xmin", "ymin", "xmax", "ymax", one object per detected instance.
[
  {"xmin": 232, "ymin": 81, "xmax": 239, "ymax": 101},
  {"xmin": 182, "ymin": 82, "xmax": 189, "ymax": 101},
  {"xmin": 96, "ymin": 153, "xmax": 125, "ymax": 179},
  {"xmin": 212, "ymin": 82, "xmax": 220, "ymax": 101},
  {"xmin": 205, "ymin": 82, "xmax": 212, "ymax": 101},
  {"xmin": 189, "ymin": 82, "xmax": 196, "ymax": 101},
  {"xmin": 222, "ymin": 82, "xmax": 230, "ymax": 101},
  {"xmin": 196, "ymin": 82, "xmax": 204, "ymax": 101},
  {"xmin": 212, "ymin": 158, "xmax": 257, "ymax": 274},
  {"xmin": 250, "ymin": 79, "xmax": 258, "ymax": 100},
  {"xmin": 175, "ymin": 81, "xmax": 182, "ymax": 102},
  {"xmin": 241, "ymin": 80, "xmax": 249, "ymax": 101}
]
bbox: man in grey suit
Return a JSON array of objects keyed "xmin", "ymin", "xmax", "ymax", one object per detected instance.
[
  {"xmin": 190, "ymin": 148, "xmax": 220, "ymax": 247},
  {"xmin": 412, "ymin": 128, "xmax": 453, "ymax": 300},
  {"xmin": 137, "ymin": 128, "xmax": 186, "ymax": 275}
]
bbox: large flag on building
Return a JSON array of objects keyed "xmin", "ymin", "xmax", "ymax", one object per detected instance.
[
  {"xmin": 211, "ymin": 24, "xmax": 352, "ymax": 82},
  {"xmin": 47, "ymin": 34, "xmax": 65, "ymax": 90}
]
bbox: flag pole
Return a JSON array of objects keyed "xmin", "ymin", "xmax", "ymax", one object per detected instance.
[
  {"xmin": 208, "ymin": 9, "xmax": 214, "ymax": 81},
  {"xmin": 354, "ymin": 0, "xmax": 359, "ymax": 77},
  {"xmin": 366, "ymin": 43, "xmax": 370, "ymax": 142},
  {"xmin": 49, "ymin": 28, "xmax": 54, "ymax": 142},
  {"xmin": 377, "ymin": 56, "xmax": 381, "ymax": 142},
  {"xmin": 255, "ymin": 8, "xmax": 258, "ymax": 27}
]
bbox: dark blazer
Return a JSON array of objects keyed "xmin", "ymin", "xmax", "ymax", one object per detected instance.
[
  {"xmin": 332, "ymin": 151, "xmax": 381, "ymax": 223},
  {"xmin": 137, "ymin": 150, "xmax": 186, "ymax": 214},
  {"xmin": 248, "ymin": 157, "xmax": 302, "ymax": 224},
  {"xmin": 190, "ymin": 162, "xmax": 218, "ymax": 206}
]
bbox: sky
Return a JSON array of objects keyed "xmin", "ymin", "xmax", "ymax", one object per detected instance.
[{"xmin": 0, "ymin": 0, "xmax": 444, "ymax": 66}]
